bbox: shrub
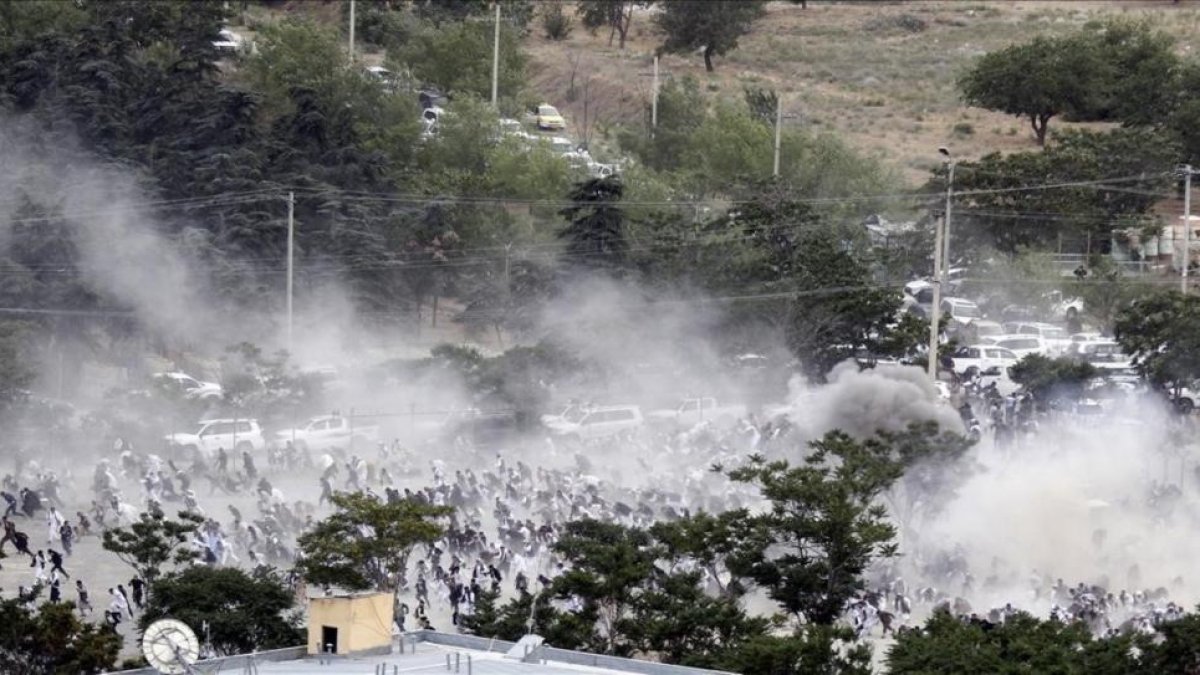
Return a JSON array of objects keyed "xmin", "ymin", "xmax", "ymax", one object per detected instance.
[{"xmin": 542, "ymin": 2, "xmax": 572, "ymax": 41}]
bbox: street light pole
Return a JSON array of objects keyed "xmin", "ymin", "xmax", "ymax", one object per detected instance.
[
  {"xmin": 1182, "ymin": 164, "xmax": 1194, "ymax": 294},
  {"xmin": 491, "ymin": 2, "xmax": 501, "ymax": 106}
]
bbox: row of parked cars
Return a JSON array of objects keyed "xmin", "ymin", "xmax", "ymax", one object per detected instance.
[{"xmin": 949, "ymin": 330, "xmax": 1130, "ymax": 377}]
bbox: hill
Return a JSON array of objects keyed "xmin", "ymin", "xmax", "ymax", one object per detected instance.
[{"xmin": 519, "ymin": 0, "xmax": 1200, "ymax": 184}]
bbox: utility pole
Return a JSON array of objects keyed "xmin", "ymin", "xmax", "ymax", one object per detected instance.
[
  {"xmin": 939, "ymin": 147, "xmax": 955, "ymax": 275},
  {"xmin": 927, "ymin": 213, "xmax": 945, "ymax": 382},
  {"xmin": 773, "ymin": 95, "xmax": 783, "ymax": 176},
  {"xmin": 491, "ymin": 1, "xmax": 501, "ymax": 106},
  {"xmin": 651, "ymin": 54, "xmax": 659, "ymax": 131},
  {"xmin": 1182, "ymin": 164, "xmax": 1194, "ymax": 294},
  {"xmin": 348, "ymin": 0, "xmax": 355, "ymax": 63},
  {"xmin": 286, "ymin": 191, "xmax": 295, "ymax": 355}
]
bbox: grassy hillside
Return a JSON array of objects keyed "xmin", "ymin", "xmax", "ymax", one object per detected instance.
[{"xmin": 521, "ymin": 0, "xmax": 1200, "ymax": 184}]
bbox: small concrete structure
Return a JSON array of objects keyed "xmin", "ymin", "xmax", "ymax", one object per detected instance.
[{"xmin": 307, "ymin": 591, "xmax": 394, "ymax": 657}]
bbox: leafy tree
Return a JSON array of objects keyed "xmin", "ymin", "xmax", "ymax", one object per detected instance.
[
  {"xmin": 391, "ymin": 18, "xmax": 526, "ymax": 100},
  {"xmin": 959, "ymin": 35, "xmax": 1105, "ymax": 145},
  {"xmin": 617, "ymin": 75, "xmax": 706, "ymax": 171},
  {"xmin": 718, "ymin": 627, "xmax": 873, "ymax": 675},
  {"xmin": 1081, "ymin": 19, "xmax": 1181, "ymax": 125},
  {"xmin": 101, "ymin": 505, "xmax": 204, "ymax": 588},
  {"xmin": 1009, "ymin": 354, "xmax": 1098, "ymax": 405},
  {"xmin": 576, "ymin": 1, "xmax": 649, "ymax": 49},
  {"xmin": 619, "ymin": 570, "xmax": 769, "ymax": 668},
  {"xmin": 413, "ymin": 0, "xmax": 534, "ymax": 32},
  {"xmin": 945, "ymin": 128, "xmax": 1177, "ymax": 257},
  {"xmin": 558, "ymin": 176, "xmax": 628, "ymax": 278},
  {"xmin": 0, "ymin": 599, "xmax": 121, "ymax": 675},
  {"xmin": 547, "ymin": 519, "xmax": 661, "ymax": 655},
  {"xmin": 140, "ymin": 566, "xmax": 303, "ymax": 656},
  {"xmin": 1167, "ymin": 59, "xmax": 1200, "ymax": 166},
  {"xmin": 1115, "ymin": 291, "xmax": 1200, "ymax": 388},
  {"xmin": 726, "ymin": 430, "xmax": 904, "ymax": 624},
  {"xmin": 541, "ymin": 1, "xmax": 573, "ymax": 41},
  {"xmin": 296, "ymin": 492, "xmax": 450, "ymax": 593},
  {"xmin": 649, "ymin": 510, "xmax": 761, "ymax": 599},
  {"xmin": 887, "ymin": 609, "xmax": 1138, "ymax": 674},
  {"xmin": 655, "ymin": 0, "xmax": 767, "ymax": 72}
]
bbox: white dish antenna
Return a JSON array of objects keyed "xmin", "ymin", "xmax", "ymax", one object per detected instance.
[{"xmin": 142, "ymin": 618, "xmax": 201, "ymax": 675}]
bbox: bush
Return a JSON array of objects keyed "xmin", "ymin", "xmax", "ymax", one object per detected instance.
[
  {"xmin": 542, "ymin": 2, "xmax": 572, "ymax": 41},
  {"xmin": 953, "ymin": 122, "xmax": 975, "ymax": 137}
]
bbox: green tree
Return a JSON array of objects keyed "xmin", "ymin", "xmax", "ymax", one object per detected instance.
[
  {"xmin": 1008, "ymin": 354, "xmax": 1098, "ymax": 405},
  {"xmin": 1081, "ymin": 19, "xmax": 1180, "ymax": 125},
  {"xmin": 959, "ymin": 35, "xmax": 1105, "ymax": 146},
  {"xmin": 140, "ymin": 566, "xmax": 303, "ymax": 656},
  {"xmin": 718, "ymin": 627, "xmax": 873, "ymax": 675},
  {"xmin": 558, "ymin": 176, "xmax": 628, "ymax": 278},
  {"xmin": 726, "ymin": 430, "xmax": 904, "ymax": 624},
  {"xmin": 296, "ymin": 492, "xmax": 450, "ymax": 593},
  {"xmin": 548, "ymin": 519, "xmax": 660, "ymax": 655},
  {"xmin": 655, "ymin": 0, "xmax": 767, "ymax": 72},
  {"xmin": 0, "ymin": 599, "xmax": 121, "ymax": 675},
  {"xmin": 101, "ymin": 505, "xmax": 204, "ymax": 588},
  {"xmin": 576, "ymin": 1, "xmax": 649, "ymax": 49},
  {"xmin": 619, "ymin": 570, "xmax": 769, "ymax": 668},
  {"xmin": 887, "ymin": 609, "xmax": 1138, "ymax": 674},
  {"xmin": 392, "ymin": 19, "xmax": 526, "ymax": 100},
  {"xmin": 944, "ymin": 127, "xmax": 1177, "ymax": 257},
  {"xmin": 1115, "ymin": 290, "xmax": 1200, "ymax": 388}
]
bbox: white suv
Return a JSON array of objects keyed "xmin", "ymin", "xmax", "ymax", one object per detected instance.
[
  {"xmin": 950, "ymin": 344, "xmax": 1018, "ymax": 377},
  {"xmin": 545, "ymin": 405, "xmax": 643, "ymax": 442},
  {"xmin": 166, "ymin": 419, "xmax": 266, "ymax": 456}
]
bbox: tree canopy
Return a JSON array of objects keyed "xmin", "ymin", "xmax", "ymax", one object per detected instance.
[{"xmin": 655, "ymin": 1, "xmax": 767, "ymax": 72}]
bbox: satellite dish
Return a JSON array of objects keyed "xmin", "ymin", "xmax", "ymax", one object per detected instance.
[{"xmin": 142, "ymin": 618, "xmax": 201, "ymax": 675}]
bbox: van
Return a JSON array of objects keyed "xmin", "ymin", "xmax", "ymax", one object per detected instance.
[{"xmin": 991, "ymin": 335, "xmax": 1051, "ymax": 359}]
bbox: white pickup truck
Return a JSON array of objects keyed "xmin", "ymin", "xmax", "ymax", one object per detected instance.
[
  {"xmin": 273, "ymin": 414, "xmax": 379, "ymax": 452},
  {"xmin": 646, "ymin": 398, "xmax": 745, "ymax": 429}
]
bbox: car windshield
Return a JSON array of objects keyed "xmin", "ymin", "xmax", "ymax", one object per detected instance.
[
  {"xmin": 563, "ymin": 408, "xmax": 586, "ymax": 423},
  {"xmin": 194, "ymin": 423, "xmax": 210, "ymax": 435},
  {"xmin": 1042, "ymin": 327, "xmax": 1067, "ymax": 339},
  {"xmin": 951, "ymin": 303, "xmax": 980, "ymax": 318},
  {"xmin": 538, "ymin": 105, "xmax": 559, "ymax": 116}
]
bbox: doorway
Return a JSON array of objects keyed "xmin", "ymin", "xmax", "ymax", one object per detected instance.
[{"xmin": 321, "ymin": 626, "xmax": 338, "ymax": 654}]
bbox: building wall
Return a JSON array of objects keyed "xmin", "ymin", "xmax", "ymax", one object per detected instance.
[{"xmin": 307, "ymin": 593, "xmax": 394, "ymax": 655}]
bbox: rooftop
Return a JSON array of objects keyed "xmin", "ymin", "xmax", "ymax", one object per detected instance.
[{"xmin": 121, "ymin": 632, "xmax": 734, "ymax": 675}]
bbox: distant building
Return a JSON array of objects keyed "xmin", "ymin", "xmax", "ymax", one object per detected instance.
[{"xmin": 307, "ymin": 591, "xmax": 394, "ymax": 657}]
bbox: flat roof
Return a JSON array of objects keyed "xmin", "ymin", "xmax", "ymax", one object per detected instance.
[{"xmin": 143, "ymin": 633, "xmax": 734, "ymax": 675}]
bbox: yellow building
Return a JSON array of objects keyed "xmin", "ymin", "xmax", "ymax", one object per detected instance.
[{"xmin": 306, "ymin": 591, "xmax": 394, "ymax": 656}]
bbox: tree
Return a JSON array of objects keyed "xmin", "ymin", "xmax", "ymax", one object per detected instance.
[
  {"xmin": 944, "ymin": 127, "xmax": 1177, "ymax": 257},
  {"xmin": 726, "ymin": 430, "xmax": 905, "ymax": 624},
  {"xmin": 959, "ymin": 35, "xmax": 1105, "ymax": 145},
  {"xmin": 548, "ymin": 519, "xmax": 660, "ymax": 655},
  {"xmin": 655, "ymin": 0, "xmax": 766, "ymax": 72},
  {"xmin": 140, "ymin": 566, "xmax": 302, "ymax": 656},
  {"xmin": 558, "ymin": 176, "xmax": 629, "ymax": 278},
  {"xmin": 1115, "ymin": 291, "xmax": 1200, "ymax": 388},
  {"xmin": 887, "ymin": 609, "xmax": 1139, "ymax": 674},
  {"xmin": 392, "ymin": 18, "xmax": 526, "ymax": 101},
  {"xmin": 101, "ymin": 505, "xmax": 204, "ymax": 588},
  {"xmin": 619, "ymin": 570, "xmax": 769, "ymax": 668},
  {"xmin": 296, "ymin": 492, "xmax": 449, "ymax": 593},
  {"xmin": 1008, "ymin": 354, "xmax": 1098, "ymax": 406},
  {"xmin": 0, "ymin": 599, "xmax": 120, "ymax": 674},
  {"xmin": 718, "ymin": 627, "xmax": 873, "ymax": 675},
  {"xmin": 576, "ymin": 1, "xmax": 648, "ymax": 49}
]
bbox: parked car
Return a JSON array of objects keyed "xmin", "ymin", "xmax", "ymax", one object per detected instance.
[
  {"xmin": 212, "ymin": 28, "xmax": 244, "ymax": 53},
  {"xmin": 153, "ymin": 372, "xmax": 223, "ymax": 400},
  {"xmin": 941, "ymin": 297, "xmax": 982, "ymax": 324},
  {"xmin": 949, "ymin": 344, "xmax": 1018, "ymax": 377},
  {"xmin": 544, "ymin": 405, "xmax": 642, "ymax": 441},
  {"xmin": 1066, "ymin": 339, "xmax": 1132, "ymax": 371},
  {"xmin": 1003, "ymin": 322, "xmax": 1071, "ymax": 353},
  {"xmin": 274, "ymin": 414, "xmax": 379, "ymax": 453},
  {"xmin": 990, "ymin": 335, "xmax": 1053, "ymax": 359},
  {"xmin": 533, "ymin": 103, "xmax": 565, "ymax": 130},
  {"xmin": 646, "ymin": 398, "xmax": 745, "ymax": 429},
  {"xmin": 165, "ymin": 418, "xmax": 265, "ymax": 456}
]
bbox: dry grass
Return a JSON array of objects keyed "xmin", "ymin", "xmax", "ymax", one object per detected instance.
[{"xmin": 525, "ymin": 0, "xmax": 1200, "ymax": 184}]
